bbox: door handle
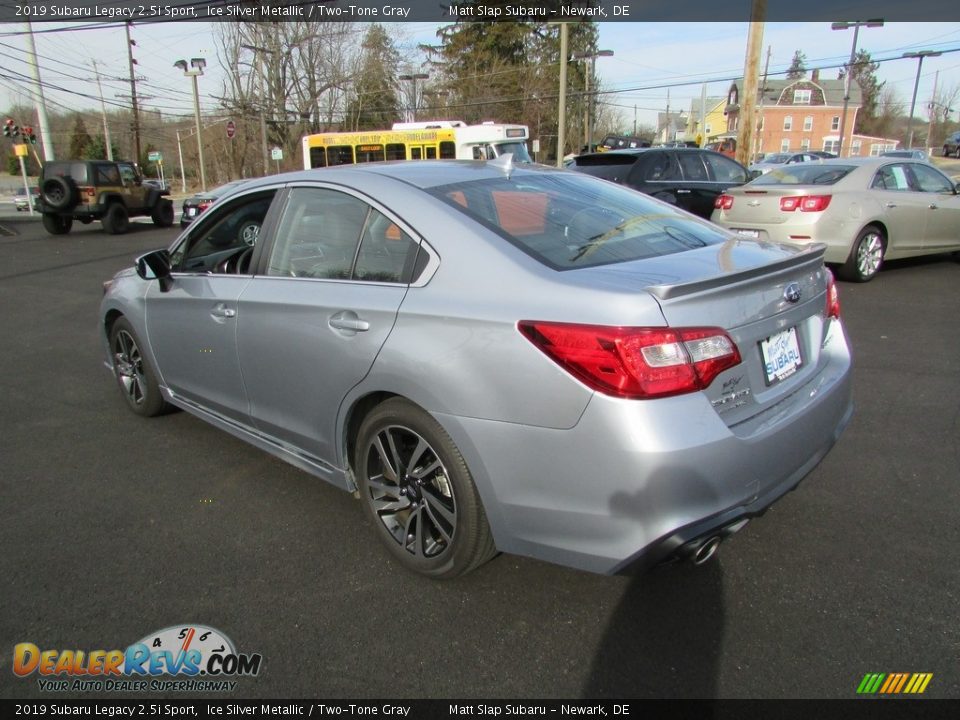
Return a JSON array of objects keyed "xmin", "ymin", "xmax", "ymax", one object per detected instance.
[
  {"xmin": 210, "ymin": 303, "xmax": 236, "ymax": 319},
  {"xmin": 329, "ymin": 311, "xmax": 370, "ymax": 334}
]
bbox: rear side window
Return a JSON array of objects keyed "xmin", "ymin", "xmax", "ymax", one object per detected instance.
[
  {"xmin": 677, "ymin": 153, "xmax": 708, "ymax": 181},
  {"xmin": 640, "ymin": 153, "xmax": 681, "ymax": 182},
  {"xmin": 44, "ymin": 162, "xmax": 89, "ymax": 183},
  {"xmin": 431, "ymin": 172, "xmax": 728, "ymax": 271}
]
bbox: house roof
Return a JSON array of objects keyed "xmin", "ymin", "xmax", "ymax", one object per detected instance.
[{"xmin": 729, "ymin": 76, "xmax": 862, "ymax": 108}]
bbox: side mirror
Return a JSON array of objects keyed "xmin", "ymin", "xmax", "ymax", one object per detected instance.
[{"xmin": 136, "ymin": 249, "xmax": 173, "ymax": 292}]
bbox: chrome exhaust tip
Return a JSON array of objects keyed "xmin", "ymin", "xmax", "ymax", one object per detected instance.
[{"xmin": 692, "ymin": 536, "xmax": 722, "ymax": 565}]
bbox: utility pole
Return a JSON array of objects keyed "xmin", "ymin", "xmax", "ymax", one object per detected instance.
[
  {"xmin": 925, "ymin": 70, "xmax": 939, "ymax": 152},
  {"xmin": 24, "ymin": 21, "xmax": 54, "ymax": 161},
  {"xmin": 556, "ymin": 23, "xmax": 568, "ymax": 167},
  {"xmin": 755, "ymin": 45, "xmax": 772, "ymax": 160},
  {"xmin": 125, "ymin": 22, "xmax": 142, "ymax": 162},
  {"xmin": 699, "ymin": 84, "xmax": 707, "ymax": 147},
  {"xmin": 92, "ymin": 60, "xmax": 114, "ymax": 160},
  {"xmin": 737, "ymin": 2, "xmax": 766, "ymax": 168}
]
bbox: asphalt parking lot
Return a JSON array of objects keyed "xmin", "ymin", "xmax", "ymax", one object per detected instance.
[{"xmin": 0, "ymin": 212, "xmax": 957, "ymax": 700}]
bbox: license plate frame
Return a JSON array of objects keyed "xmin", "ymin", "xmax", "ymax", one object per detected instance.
[
  {"xmin": 760, "ymin": 327, "xmax": 802, "ymax": 385},
  {"xmin": 733, "ymin": 228, "xmax": 759, "ymax": 239}
]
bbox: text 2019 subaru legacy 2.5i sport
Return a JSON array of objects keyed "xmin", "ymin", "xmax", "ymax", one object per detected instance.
[{"xmin": 100, "ymin": 157, "xmax": 853, "ymax": 579}]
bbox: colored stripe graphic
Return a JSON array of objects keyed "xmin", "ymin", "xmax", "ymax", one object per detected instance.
[{"xmin": 857, "ymin": 673, "xmax": 932, "ymax": 694}]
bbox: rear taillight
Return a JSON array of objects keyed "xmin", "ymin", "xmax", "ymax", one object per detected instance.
[
  {"xmin": 197, "ymin": 201, "xmax": 212, "ymax": 212},
  {"xmin": 825, "ymin": 269, "xmax": 840, "ymax": 319},
  {"xmin": 80, "ymin": 186, "xmax": 95, "ymax": 199},
  {"xmin": 518, "ymin": 322, "xmax": 741, "ymax": 399},
  {"xmin": 714, "ymin": 194, "xmax": 734, "ymax": 210},
  {"xmin": 780, "ymin": 195, "xmax": 832, "ymax": 212}
]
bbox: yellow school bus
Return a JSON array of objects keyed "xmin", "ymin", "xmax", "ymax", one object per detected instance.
[{"xmin": 302, "ymin": 120, "xmax": 531, "ymax": 169}]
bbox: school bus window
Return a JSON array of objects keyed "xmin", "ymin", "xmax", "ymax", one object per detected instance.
[
  {"xmin": 356, "ymin": 145, "xmax": 385, "ymax": 163},
  {"xmin": 385, "ymin": 143, "xmax": 406, "ymax": 161},
  {"xmin": 327, "ymin": 145, "xmax": 353, "ymax": 166},
  {"xmin": 411, "ymin": 147, "xmax": 423, "ymax": 160},
  {"xmin": 309, "ymin": 147, "xmax": 326, "ymax": 169},
  {"xmin": 426, "ymin": 147, "xmax": 437, "ymax": 159},
  {"xmin": 440, "ymin": 141, "xmax": 456, "ymax": 159}
]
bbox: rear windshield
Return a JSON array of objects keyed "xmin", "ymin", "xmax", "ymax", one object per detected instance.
[
  {"xmin": 750, "ymin": 165, "xmax": 855, "ymax": 186},
  {"xmin": 428, "ymin": 172, "xmax": 728, "ymax": 271},
  {"xmin": 43, "ymin": 162, "xmax": 89, "ymax": 183}
]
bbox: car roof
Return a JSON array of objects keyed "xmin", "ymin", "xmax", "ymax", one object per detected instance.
[{"xmin": 233, "ymin": 159, "xmax": 570, "ymax": 193}]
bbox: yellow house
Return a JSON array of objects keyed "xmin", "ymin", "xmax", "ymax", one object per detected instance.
[{"xmin": 685, "ymin": 97, "xmax": 726, "ymax": 146}]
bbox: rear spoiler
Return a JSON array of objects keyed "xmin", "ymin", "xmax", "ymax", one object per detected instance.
[{"xmin": 647, "ymin": 243, "xmax": 827, "ymax": 301}]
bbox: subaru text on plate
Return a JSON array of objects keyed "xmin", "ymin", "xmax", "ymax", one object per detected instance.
[{"xmin": 100, "ymin": 157, "xmax": 853, "ymax": 578}]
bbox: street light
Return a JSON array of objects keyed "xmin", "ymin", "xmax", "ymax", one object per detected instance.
[
  {"xmin": 174, "ymin": 57, "xmax": 207, "ymax": 191},
  {"xmin": 571, "ymin": 49, "xmax": 614, "ymax": 151},
  {"xmin": 903, "ymin": 50, "xmax": 942, "ymax": 150},
  {"xmin": 398, "ymin": 72, "xmax": 429, "ymax": 122},
  {"xmin": 831, "ymin": 20, "xmax": 884, "ymax": 157}
]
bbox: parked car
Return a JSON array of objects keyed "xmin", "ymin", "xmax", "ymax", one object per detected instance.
[
  {"xmin": 14, "ymin": 187, "xmax": 40, "ymax": 211},
  {"xmin": 711, "ymin": 157, "xmax": 960, "ymax": 282},
  {"xmin": 750, "ymin": 152, "xmax": 834, "ymax": 175},
  {"xmin": 180, "ymin": 179, "xmax": 250, "ymax": 227},
  {"xmin": 37, "ymin": 159, "xmax": 174, "ymax": 235},
  {"xmin": 942, "ymin": 131, "xmax": 960, "ymax": 158},
  {"xmin": 101, "ymin": 159, "xmax": 852, "ymax": 578},
  {"xmin": 880, "ymin": 149, "xmax": 929, "ymax": 162},
  {"xmin": 597, "ymin": 134, "xmax": 651, "ymax": 151},
  {"xmin": 568, "ymin": 147, "xmax": 751, "ymax": 218}
]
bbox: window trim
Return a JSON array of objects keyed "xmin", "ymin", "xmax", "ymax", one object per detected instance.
[{"xmin": 783, "ymin": 115, "xmax": 793, "ymax": 131}]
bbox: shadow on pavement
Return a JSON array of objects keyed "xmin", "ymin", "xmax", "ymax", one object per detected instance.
[{"xmin": 584, "ymin": 559, "xmax": 724, "ymax": 698}]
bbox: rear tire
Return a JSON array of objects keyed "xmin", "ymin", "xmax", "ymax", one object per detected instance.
[
  {"xmin": 42, "ymin": 213, "xmax": 73, "ymax": 235},
  {"xmin": 151, "ymin": 199, "xmax": 174, "ymax": 228},
  {"xmin": 839, "ymin": 225, "xmax": 885, "ymax": 282},
  {"xmin": 102, "ymin": 203, "xmax": 130, "ymax": 235},
  {"xmin": 355, "ymin": 398, "xmax": 496, "ymax": 579}
]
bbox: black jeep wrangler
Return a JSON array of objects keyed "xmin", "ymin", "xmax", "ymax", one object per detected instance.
[{"xmin": 37, "ymin": 159, "xmax": 175, "ymax": 235}]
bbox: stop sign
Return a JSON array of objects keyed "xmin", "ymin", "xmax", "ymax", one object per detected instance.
[{"xmin": 226, "ymin": 120, "xmax": 236, "ymax": 139}]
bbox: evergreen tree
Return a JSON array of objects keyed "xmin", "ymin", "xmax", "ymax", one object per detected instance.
[
  {"xmin": 848, "ymin": 50, "xmax": 884, "ymax": 135},
  {"xmin": 787, "ymin": 50, "xmax": 807, "ymax": 80},
  {"xmin": 345, "ymin": 25, "xmax": 402, "ymax": 130},
  {"xmin": 68, "ymin": 115, "xmax": 93, "ymax": 158}
]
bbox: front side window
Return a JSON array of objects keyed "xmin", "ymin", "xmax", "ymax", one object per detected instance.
[
  {"xmin": 170, "ymin": 191, "xmax": 277, "ymax": 273},
  {"xmin": 910, "ymin": 163, "xmax": 953, "ymax": 193},
  {"xmin": 118, "ymin": 163, "xmax": 138, "ymax": 184},
  {"xmin": 703, "ymin": 153, "xmax": 747, "ymax": 183},
  {"xmin": 266, "ymin": 187, "xmax": 421, "ymax": 283}
]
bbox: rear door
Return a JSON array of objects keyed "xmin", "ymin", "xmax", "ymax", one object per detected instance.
[{"xmin": 236, "ymin": 184, "xmax": 425, "ymax": 465}]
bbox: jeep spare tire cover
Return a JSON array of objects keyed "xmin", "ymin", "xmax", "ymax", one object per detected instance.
[{"xmin": 41, "ymin": 176, "xmax": 78, "ymax": 211}]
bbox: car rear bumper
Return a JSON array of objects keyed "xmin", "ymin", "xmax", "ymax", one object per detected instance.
[{"xmin": 435, "ymin": 320, "xmax": 853, "ymax": 575}]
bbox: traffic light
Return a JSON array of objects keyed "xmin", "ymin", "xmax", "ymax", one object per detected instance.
[
  {"xmin": 3, "ymin": 118, "xmax": 19, "ymax": 138},
  {"xmin": 23, "ymin": 126, "xmax": 36, "ymax": 144}
]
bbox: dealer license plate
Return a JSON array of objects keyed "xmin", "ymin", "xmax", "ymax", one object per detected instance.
[
  {"xmin": 733, "ymin": 228, "xmax": 759, "ymax": 238},
  {"xmin": 760, "ymin": 327, "xmax": 802, "ymax": 385}
]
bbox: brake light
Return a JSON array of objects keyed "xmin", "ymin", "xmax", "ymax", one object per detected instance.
[
  {"xmin": 518, "ymin": 322, "xmax": 741, "ymax": 399},
  {"xmin": 714, "ymin": 194, "xmax": 734, "ymax": 210},
  {"xmin": 780, "ymin": 195, "xmax": 832, "ymax": 212},
  {"xmin": 825, "ymin": 269, "xmax": 841, "ymax": 319},
  {"xmin": 80, "ymin": 186, "xmax": 95, "ymax": 199},
  {"xmin": 197, "ymin": 201, "xmax": 212, "ymax": 212}
]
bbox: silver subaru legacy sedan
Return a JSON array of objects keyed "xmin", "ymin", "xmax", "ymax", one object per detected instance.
[{"xmin": 100, "ymin": 158, "xmax": 853, "ymax": 579}]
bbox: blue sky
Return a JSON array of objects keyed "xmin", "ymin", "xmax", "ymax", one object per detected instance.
[{"xmin": 1, "ymin": 21, "xmax": 958, "ymax": 132}]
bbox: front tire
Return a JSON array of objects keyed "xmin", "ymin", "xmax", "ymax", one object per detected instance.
[
  {"xmin": 839, "ymin": 225, "xmax": 885, "ymax": 282},
  {"xmin": 108, "ymin": 317, "xmax": 166, "ymax": 417},
  {"xmin": 355, "ymin": 398, "xmax": 496, "ymax": 579},
  {"xmin": 42, "ymin": 213, "xmax": 73, "ymax": 235}
]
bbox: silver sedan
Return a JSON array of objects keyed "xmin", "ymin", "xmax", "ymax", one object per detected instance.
[
  {"xmin": 712, "ymin": 157, "xmax": 960, "ymax": 282},
  {"xmin": 100, "ymin": 159, "xmax": 852, "ymax": 578}
]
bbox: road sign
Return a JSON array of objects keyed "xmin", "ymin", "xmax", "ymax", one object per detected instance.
[
  {"xmin": 271, "ymin": 147, "xmax": 283, "ymax": 161},
  {"xmin": 226, "ymin": 120, "xmax": 236, "ymax": 139},
  {"xmin": 148, "ymin": 151, "xmax": 162, "ymax": 162},
  {"xmin": 13, "ymin": 143, "xmax": 28, "ymax": 157}
]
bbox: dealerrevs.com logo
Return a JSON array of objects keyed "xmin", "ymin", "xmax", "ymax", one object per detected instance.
[{"xmin": 13, "ymin": 625, "xmax": 262, "ymax": 692}]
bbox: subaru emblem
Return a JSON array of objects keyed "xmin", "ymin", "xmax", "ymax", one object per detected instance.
[{"xmin": 783, "ymin": 282, "xmax": 802, "ymax": 303}]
